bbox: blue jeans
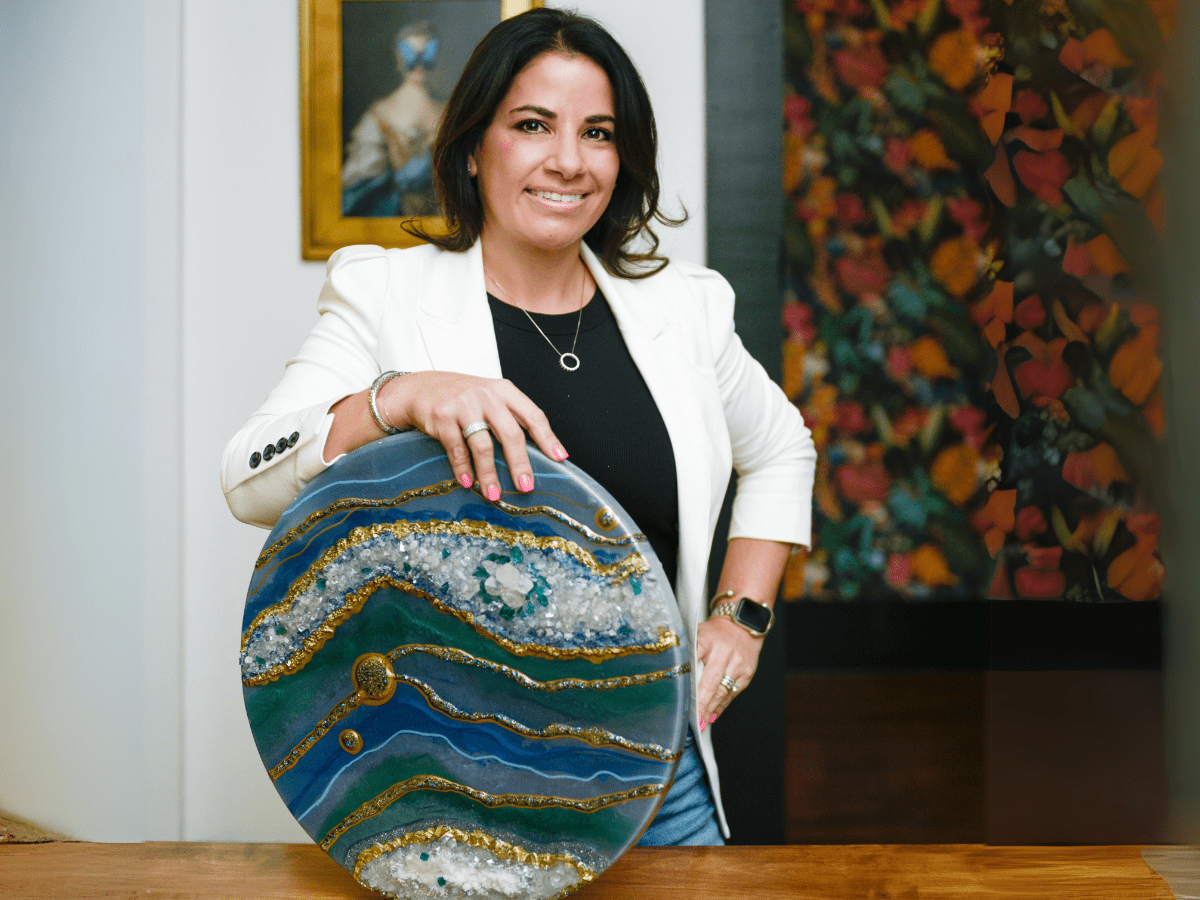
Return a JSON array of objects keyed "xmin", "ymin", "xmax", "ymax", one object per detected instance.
[{"xmin": 637, "ymin": 734, "xmax": 725, "ymax": 846}]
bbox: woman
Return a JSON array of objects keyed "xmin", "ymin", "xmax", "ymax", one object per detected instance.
[{"xmin": 223, "ymin": 8, "xmax": 815, "ymax": 844}]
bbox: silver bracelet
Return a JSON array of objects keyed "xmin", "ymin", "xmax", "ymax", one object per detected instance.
[{"xmin": 368, "ymin": 371, "xmax": 409, "ymax": 435}]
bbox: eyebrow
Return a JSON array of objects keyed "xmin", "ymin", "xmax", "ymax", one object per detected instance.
[{"xmin": 509, "ymin": 104, "xmax": 615, "ymax": 125}]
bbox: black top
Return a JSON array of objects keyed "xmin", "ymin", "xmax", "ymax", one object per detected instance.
[{"xmin": 488, "ymin": 290, "xmax": 679, "ymax": 590}]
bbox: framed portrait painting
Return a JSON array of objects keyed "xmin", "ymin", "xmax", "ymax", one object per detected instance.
[{"xmin": 301, "ymin": 0, "xmax": 544, "ymax": 260}]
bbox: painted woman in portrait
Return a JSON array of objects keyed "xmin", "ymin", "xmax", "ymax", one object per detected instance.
[{"xmin": 342, "ymin": 21, "xmax": 442, "ymax": 217}]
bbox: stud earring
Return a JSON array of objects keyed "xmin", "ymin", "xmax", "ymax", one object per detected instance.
[{"xmin": 467, "ymin": 162, "xmax": 476, "ymax": 176}]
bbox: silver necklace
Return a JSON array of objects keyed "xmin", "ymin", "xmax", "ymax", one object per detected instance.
[{"xmin": 486, "ymin": 263, "xmax": 586, "ymax": 372}]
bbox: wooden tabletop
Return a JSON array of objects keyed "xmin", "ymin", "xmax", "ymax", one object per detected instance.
[{"xmin": 0, "ymin": 842, "xmax": 1180, "ymax": 900}]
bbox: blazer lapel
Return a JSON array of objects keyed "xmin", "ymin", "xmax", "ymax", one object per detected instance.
[
  {"xmin": 414, "ymin": 241, "xmax": 504, "ymax": 378},
  {"xmin": 582, "ymin": 246, "xmax": 715, "ymax": 637}
]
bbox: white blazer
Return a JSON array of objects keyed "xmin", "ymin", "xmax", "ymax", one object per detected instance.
[{"xmin": 222, "ymin": 240, "xmax": 816, "ymax": 836}]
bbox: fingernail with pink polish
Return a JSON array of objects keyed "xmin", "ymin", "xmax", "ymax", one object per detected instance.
[
  {"xmin": 553, "ymin": 444, "xmax": 568, "ymax": 461},
  {"xmin": 518, "ymin": 474, "xmax": 534, "ymax": 492},
  {"xmin": 709, "ymin": 713, "xmax": 718, "ymax": 724},
  {"xmin": 459, "ymin": 473, "xmax": 473, "ymax": 489},
  {"xmin": 486, "ymin": 484, "xmax": 501, "ymax": 502},
  {"xmin": 699, "ymin": 720, "xmax": 706, "ymax": 733}
]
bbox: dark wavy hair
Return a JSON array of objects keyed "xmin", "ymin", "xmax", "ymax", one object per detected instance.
[{"xmin": 403, "ymin": 8, "xmax": 683, "ymax": 278}]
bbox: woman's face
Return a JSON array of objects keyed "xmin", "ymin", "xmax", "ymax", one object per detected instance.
[{"xmin": 470, "ymin": 52, "xmax": 620, "ymax": 257}]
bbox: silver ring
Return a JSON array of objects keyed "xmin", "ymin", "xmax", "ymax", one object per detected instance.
[
  {"xmin": 462, "ymin": 420, "xmax": 490, "ymax": 439},
  {"xmin": 719, "ymin": 675, "xmax": 738, "ymax": 693}
]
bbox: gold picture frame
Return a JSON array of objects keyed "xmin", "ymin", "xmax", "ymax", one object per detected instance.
[{"xmin": 301, "ymin": 0, "xmax": 543, "ymax": 260}]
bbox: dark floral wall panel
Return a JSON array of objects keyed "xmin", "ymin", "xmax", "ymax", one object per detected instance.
[{"xmin": 781, "ymin": 0, "xmax": 1172, "ymax": 602}]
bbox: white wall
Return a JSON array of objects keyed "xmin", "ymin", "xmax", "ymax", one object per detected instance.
[{"xmin": 0, "ymin": 0, "xmax": 158, "ymax": 841}]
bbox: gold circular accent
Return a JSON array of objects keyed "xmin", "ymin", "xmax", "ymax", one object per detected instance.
[
  {"xmin": 594, "ymin": 507, "xmax": 618, "ymax": 531},
  {"xmin": 352, "ymin": 653, "xmax": 396, "ymax": 705},
  {"xmin": 339, "ymin": 729, "xmax": 363, "ymax": 754}
]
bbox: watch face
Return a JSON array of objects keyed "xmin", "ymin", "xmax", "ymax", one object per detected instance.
[{"xmin": 736, "ymin": 598, "xmax": 773, "ymax": 634}]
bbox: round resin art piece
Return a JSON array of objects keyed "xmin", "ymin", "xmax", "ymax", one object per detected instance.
[{"xmin": 241, "ymin": 432, "xmax": 688, "ymax": 900}]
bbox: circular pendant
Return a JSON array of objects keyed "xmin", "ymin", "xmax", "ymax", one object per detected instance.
[{"xmin": 559, "ymin": 352, "xmax": 580, "ymax": 372}]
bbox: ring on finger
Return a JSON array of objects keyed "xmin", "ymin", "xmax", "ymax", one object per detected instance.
[
  {"xmin": 462, "ymin": 420, "xmax": 490, "ymax": 439},
  {"xmin": 719, "ymin": 674, "xmax": 739, "ymax": 693}
]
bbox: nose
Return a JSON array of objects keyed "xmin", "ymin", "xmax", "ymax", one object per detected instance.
[{"xmin": 546, "ymin": 132, "xmax": 585, "ymax": 180}]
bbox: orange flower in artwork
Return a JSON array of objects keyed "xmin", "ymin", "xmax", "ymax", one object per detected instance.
[
  {"xmin": 1058, "ymin": 29, "xmax": 1132, "ymax": 73},
  {"xmin": 805, "ymin": 382, "xmax": 839, "ymax": 447},
  {"xmin": 973, "ymin": 487, "xmax": 1016, "ymax": 557},
  {"xmin": 911, "ymin": 335, "xmax": 961, "ymax": 380},
  {"xmin": 783, "ymin": 133, "xmax": 807, "ymax": 195},
  {"xmin": 1109, "ymin": 323, "xmax": 1162, "ymax": 405},
  {"xmin": 929, "ymin": 29, "xmax": 982, "ymax": 90},
  {"xmin": 972, "ymin": 73, "xmax": 1013, "ymax": 145},
  {"xmin": 798, "ymin": 175, "xmax": 838, "ymax": 238},
  {"xmin": 1069, "ymin": 92, "xmax": 1112, "ymax": 133},
  {"xmin": 931, "ymin": 443, "xmax": 980, "ymax": 506},
  {"xmin": 1108, "ymin": 535, "xmax": 1165, "ymax": 602},
  {"xmin": 909, "ymin": 129, "xmax": 958, "ymax": 171},
  {"xmin": 782, "ymin": 339, "xmax": 807, "ymax": 400},
  {"xmin": 971, "ymin": 280, "xmax": 1013, "ymax": 351},
  {"xmin": 1084, "ymin": 234, "xmax": 1129, "ymax": 277},
  {"xmin": 984, "ymin": 147, "xmax": 1017, "ymax": 207},
  {"xmin": 912, "ymin": 544, "xmax": 958, "ymax": 587},
  {"xmin": 931, "ymin": 235, "xmax": 981, "ymax": 298},
  {"xmin": 1109, "ymin": 121, "xmax": 1162, "ymax": 199}
]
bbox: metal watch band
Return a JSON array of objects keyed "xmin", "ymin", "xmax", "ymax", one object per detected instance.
[{"xmin": 709, "ymin": 597, "xmax": 775, "ymax": 637}]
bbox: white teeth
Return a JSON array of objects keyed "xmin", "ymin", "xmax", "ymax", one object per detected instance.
[{"xmin": 530, "ymin": 190, "xmax": 584, "ymax": 203}]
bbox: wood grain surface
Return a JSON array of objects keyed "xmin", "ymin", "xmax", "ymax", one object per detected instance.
[{"xmin": 0, "ymin": 843, "xmax": 1178, "ymax": 900}]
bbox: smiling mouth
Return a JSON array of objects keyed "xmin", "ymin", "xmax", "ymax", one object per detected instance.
[{"xmin": 528, "ymin": 189, "xmax": 586, "ymax": 203}]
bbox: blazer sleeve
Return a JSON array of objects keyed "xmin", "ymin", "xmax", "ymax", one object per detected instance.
[
  {"xmin": 681, "ymin": 263, "xmax": 817, "ymax": 549},
  {"xmin": 221, "ymin": 245, "xmax": 393, "ymax": 528}
]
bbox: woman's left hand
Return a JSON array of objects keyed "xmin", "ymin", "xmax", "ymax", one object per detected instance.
[{"xmin": 694, "ymin": 615, "xmax": 765, "ymax": 728}]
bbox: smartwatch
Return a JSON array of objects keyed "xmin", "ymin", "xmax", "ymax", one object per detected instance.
[{"xmin": 709, "ymin": 591, "xmax": 775, "ymax": 637}]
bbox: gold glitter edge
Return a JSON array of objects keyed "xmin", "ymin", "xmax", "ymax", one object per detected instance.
[
  {"xmin": 255, "ymin": 476, "xmax": 649, "ymax": 572},
  {"xmin": 320, "ymin": 776, "xmax": 666, "ymax": 850},
  {"xmin": 255, "ymin": 479, "xmax": 460, "ymax": 569}
]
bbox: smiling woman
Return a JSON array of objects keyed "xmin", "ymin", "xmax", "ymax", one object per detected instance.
[{"xmin": 223, "ymin": 5, "xmax": 816, "ymax": 866}]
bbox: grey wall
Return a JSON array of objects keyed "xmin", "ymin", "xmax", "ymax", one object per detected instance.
[{"xmin": 705, "ymin": 0, "xmax": 787, "ymax": 845}]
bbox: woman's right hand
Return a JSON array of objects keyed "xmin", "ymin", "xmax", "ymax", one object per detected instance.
[{"xmin": 327, "ymin": 371, "xmax": 567, "ymax": 502}]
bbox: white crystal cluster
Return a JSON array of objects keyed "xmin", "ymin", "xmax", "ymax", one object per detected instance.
[
  {"xmin": 243, "ymin": 529, "xmax": 667, "ymax": 680},
  {"xmin": 358, "ymin": 832, "xmax": 583, "ymax": 900}
]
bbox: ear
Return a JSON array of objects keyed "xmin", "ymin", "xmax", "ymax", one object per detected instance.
[{"xmin": 467, "ymin": 153, "xmax": 477, "ymax": 177}]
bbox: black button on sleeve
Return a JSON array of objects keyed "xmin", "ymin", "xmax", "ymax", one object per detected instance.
[
  {"xmin": 288, "ymin": 431, "xmax": 300, "ymax": 447},
  {"xmin": 249, "ymin": 452, "xmax": 261, "ymax": 469},
  {"xmin": 263, "ymin": 444, "xmax": 275, "ymax": 461},
  {"xmin": 275, "ymin": 437, "xmax": 288, "ymax": 454}
]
